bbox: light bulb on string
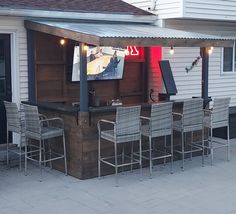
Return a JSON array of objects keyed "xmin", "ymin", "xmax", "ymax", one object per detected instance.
[
  {"xmin": 83, "ymin": 45, "xmax": 88, "ymax": 51},
  {"xmin": 169, "ymin": 46, "xmax": 174, "ymax": 55},
  {"xmin": 60, "ymin": 38, "xmax": 66, "ymax": 46},
  {"xmin": 208, "ymin": 46, "xmax": 214, "ymax": 55}
]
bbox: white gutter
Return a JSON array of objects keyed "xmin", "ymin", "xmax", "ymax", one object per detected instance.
[{"xmin": 0, "ymin": 8, "xmax": 157, "ymax": 24}]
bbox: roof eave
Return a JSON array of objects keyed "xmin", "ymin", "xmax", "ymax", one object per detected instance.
[
  {"xmin": 0, "ymin": 7, "xmax": 157, "ymax": 24},
  {"xmin": 25, "ymin": 20, "xmax": 234, "ymax": 48}
]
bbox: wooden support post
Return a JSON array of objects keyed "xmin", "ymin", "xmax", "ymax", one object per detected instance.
[
  {"xmin": 200, "ymin": 47, "xmax": 209, "ymax": 108},
  {"xmin": 26, "ymin": 29, "xmax": 36, "ymax": 103},
  {"xmin": 80, "ymin": 43, "xmax": 88, "ymax": 112}
]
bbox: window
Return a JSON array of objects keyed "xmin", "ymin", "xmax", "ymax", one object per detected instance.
[{"xmin": 222, "ymin": 41, "xmax": 236, "ymax": 73}]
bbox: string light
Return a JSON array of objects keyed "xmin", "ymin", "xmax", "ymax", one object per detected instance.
[
  {"xmin": 83, "ymin": 45, "xmax": 88, "ymax": 51},
  {"xmin": 169, "ymin": 46, "xmax": 174, "ymax": 55},
  {"xmin": 208, "ymin": 46, "xmax": 214, "ymax": 55},
  {"xmin": 59, "ymin": 38, "xmax": 66, "ymax": 46}
]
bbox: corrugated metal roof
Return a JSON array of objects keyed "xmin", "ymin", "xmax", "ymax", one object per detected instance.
[{"xmin": 25, "ymin": 20, "xmax": 234, "ymax": 47}]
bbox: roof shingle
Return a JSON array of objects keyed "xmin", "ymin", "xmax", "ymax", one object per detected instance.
[{"xmin": 0, "ymin": 0, "xmax": 152, "ymax": 16}]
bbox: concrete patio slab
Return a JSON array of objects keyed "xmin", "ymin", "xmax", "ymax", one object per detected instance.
[{"xmin": 1, "ymin": 138, "xmax": 236, "ymax": 214}]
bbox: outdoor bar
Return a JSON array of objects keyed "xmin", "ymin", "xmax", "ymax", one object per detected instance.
[{"xmin": 24, "ymin": 20, "xmax": 233, "ymax": 179}]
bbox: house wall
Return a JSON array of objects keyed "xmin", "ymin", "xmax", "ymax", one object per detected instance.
[
  {"xmin": 163, "ymin": 19, "xmax": 236, "ymax": 107},
  {"xmin": 124, "ymin": 0, "xmax": 183, "ymax": 19},
  {"xmin": 124, "ymin": 0, "xmax": 236, "ymax": 21},
  {"xmin": 184, "ymin": 0, "xmax": 236, "ymax": 21},
  {"xmin": 154, "ymin": 0, "xmax": 183, "ymax": 19},
  {"xmin": 0, "ymin": 16, "xmax": 28, "ymax": 103}
]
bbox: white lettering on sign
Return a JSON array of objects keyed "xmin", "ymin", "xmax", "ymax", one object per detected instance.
[{"xmin": 125, "ymin": 46, "xmax": 139, "ymax": 56}]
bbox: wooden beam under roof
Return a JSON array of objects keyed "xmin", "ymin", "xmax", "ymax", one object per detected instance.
[
  {"xmin": 99, "ymin": 37, "xmax": 233, "ymax": 48},
  {"xmin": 24, "ymin": 20, "xmax": 100, "ymax": 45}
]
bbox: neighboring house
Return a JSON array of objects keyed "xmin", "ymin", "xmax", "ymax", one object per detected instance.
[{"xmin": 125, "ymin": 0, "xmax": 236, "ymax": 107}]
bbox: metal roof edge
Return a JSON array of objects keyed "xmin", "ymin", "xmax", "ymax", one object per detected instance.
[
  {"xmin": 25, "ymin": 20, "xmax": 234, "ymax": 47},
  {"xmin": 0, "ymin": 7, "xmax": 157, "ymax": 24}
]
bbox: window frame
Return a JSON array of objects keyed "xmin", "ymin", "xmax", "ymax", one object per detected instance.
[{"xmin": 221, "ymin": 40, "xmax": 236, "ymax": 75}]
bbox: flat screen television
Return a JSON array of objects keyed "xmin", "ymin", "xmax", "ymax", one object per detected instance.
[{"xmin": 72, "ymin": 46, "xmax": 125, "ymax": 81}]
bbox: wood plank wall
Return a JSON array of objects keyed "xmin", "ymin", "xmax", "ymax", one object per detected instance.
[{"xmin": 35, "ymin": 32, "xmax": 147, "ymax": 105}]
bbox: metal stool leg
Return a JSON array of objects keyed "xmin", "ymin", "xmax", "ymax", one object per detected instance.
[
  {"xmin": 139, "ymin": 138, "xmax": 143, "ymax": 181},
  {"xmin": 122, "ymin": 144, "xmax": 125, "ymax": 174},
  {"xmin": 42, "ymin": 140, "xmax": 46, "ymax": 167},
  {"xmin": 190, "ymin": 131, "xmax": 193, "ymax": 161},
  {"xmin": 6, "ymin": 128, "xmax": 9, "ymax": 167},
  {"xmin": 227, "ymin": 125, "xmax": 230, "ymax": 161},
  {"xmin": 98, "ymin": 135, "xmax": 101, "ymax": 179},
  {"xmin": 149, "ymin": 136, "xmax": 152, "ymax": 178},
  {"xmin": 164, "ymin": 135, "xmax": 167, "ymax": 165},
  {"xmin": 181, "ymin": 131, "xmax": 185, "ymax": 171},
  {"xmin": 130, "ymin": 142, "xmax": 134, "ymax": 172},
  {"xmin": 210, "ymin": 127, "xmax": 214, "ymax": 166},
  {"xmin": 114, "ymin": 143, "xmax": 118, "ymax": 187},
  {"xmin": 24, "ymin": 137, "xmax": 28, "ymax": 176},
  {"xmin": 171, "ymin": 132, "xmax": 174, "ymax": 174},
  {"xmin": 39, "ymin": 140, "xmax": 42, "ymax": 182},
  {"xmin": 202, "ymin": 127, "xmax": 204, "ymax": 166},
  {"xmin": 19, "ymin": 141, "xmax": 22, "ymax": 171},
  {"xmin": 49, "ymin": 141, "xmax": 52, "ymax": 169},
  {"xmin": 207, "ymin": 127, "xmax": 210, "ymax": 156},
  {"xmin": 63, "ymin": 133, "xmax": 68, "ymax": 175}
]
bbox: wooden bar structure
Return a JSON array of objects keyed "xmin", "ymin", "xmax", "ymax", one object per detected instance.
[{"xmin": 25, "ymin": 20, "xmax": 234, "ymax": 179}]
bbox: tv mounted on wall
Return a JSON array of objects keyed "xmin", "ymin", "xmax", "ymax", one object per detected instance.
[{"xmin": 72, "ymin": 46, "xmax": 125, "ymax": 81}]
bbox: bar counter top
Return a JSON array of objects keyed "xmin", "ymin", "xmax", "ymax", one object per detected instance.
[
  {"xmin": 24, "ymin": 101, "xmax": 155, "ymax": 113},
  {"xmin": 23, "ymin": 100, "xmax": 184, "ymax": 114},
  {"xmin": 22, "ymin": 101, "xmax": 79, "ymax": 114}
]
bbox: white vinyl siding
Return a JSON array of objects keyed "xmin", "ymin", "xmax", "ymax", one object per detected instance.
[
  {"xmin": 163, "ymin": 47, "xmax": 202, "ymax": 100},
  {"xmin": 162, "ymin": 19, "xmax": 236, "ymax": 107},
  {"xmin": 155, "ymin": 0, "xmax": 183, "ymax": 19},
  {"xmin": 0, "ymin": 17, "xmax": 28, "ymax": 103},
  {"xmin": 125, "ymin": 0, "xmax": 236, "ymax": 21},
  {"xmin": 184, "ymin": 0, "xmax": 236, "ymax": 21},
  {"xmin": 163, "ymin": 46, "xmax": 236, "ymax": 107},
  {"xmin": 123, "ymin": 0, "xmax": 151, "ymax": 11},
  {"xmin": 124, "ymin": 0, "xmax": 183, "ymax": 18}
]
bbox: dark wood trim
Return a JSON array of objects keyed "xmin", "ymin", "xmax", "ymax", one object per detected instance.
[
  {"xmin": 24, "ymin": 20, "xmax": 100, "ymax": 46},
  {"xmin": 80, "ymin": 43, "xmax": 88, "ymax": 112},
  {"xmin": 143, "ymin": 47, "xmax": 149, "ymax": 102},
  {"xmin": 35, "ymin": 60, "xmax": 65, "ymax": 65},
  {"xmin": 100, "ymin": 38, "xmax": 233, "ymax": 48},
  {"xmin": 3, "ymin": 34, "xmax": 12, "ymax": 101},
  {"xmin": 27, "ymin": 29, "xmax": 36, "ymax": 103},
  {"xmin": 200, "ymin": 47, "xmax": 209, "ymax": 107}
]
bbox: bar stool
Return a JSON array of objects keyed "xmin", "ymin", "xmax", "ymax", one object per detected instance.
[
  {"xmin": 97, "ymin": 105, "xmax": 142, "ymax": 186},
  {"xmin": 140, "ymin": 102, "xmax": 173, "ymax": 178},
  {"xmin": 203, "ymin": 97, "xmax": 231, "ymax": 165},
  {"xmin": 4, "ymin": 101, "xmax": 24, "ymax": 170},
  {"xmin": 21, "ymin": 104, "xmax": 67, "ymax": 179},
  {"xmin": 173, "ymin": 98, "xmax": 204, "ymax": 171}
]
